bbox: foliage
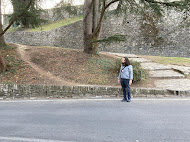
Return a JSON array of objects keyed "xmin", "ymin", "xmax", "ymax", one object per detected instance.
[
  {"xmin": 53, "ymin": 0, "xmax": 83, "ymax": 21},
  {"xmin": 114, "ymin": 58, "xmax": 148, "ymax": 83},
  {"xmin": 131, "ymin": 61, "xmax": 149, "ymax": 82},
  {"xmin": 92, "ymin": 34, "xmax": 126, "ymax": 45},
  {"xmin": 10, "ymin": 0, "xmax": 44, "ymax": 28},
  {"xmin": 140, "ymin": 12, "xmax": 164, "ymax": 46}
]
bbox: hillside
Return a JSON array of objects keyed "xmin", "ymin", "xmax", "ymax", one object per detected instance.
[
  {"xmin": 0, "ymin": 43, "xmax": 155, "ymax": 88},
  {"xmin": 1, "ymin": 43, "xmax": 190, "ymax": 89}
]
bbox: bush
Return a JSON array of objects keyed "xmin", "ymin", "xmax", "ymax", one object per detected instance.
[{"xmin": 114, "ymin": 58, "xmax": 148, "ymax": 83}]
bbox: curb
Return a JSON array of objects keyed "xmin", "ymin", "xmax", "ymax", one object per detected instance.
[{"xmin": 0, "ymin": 84, "xmax": 189, "ymax": 100}]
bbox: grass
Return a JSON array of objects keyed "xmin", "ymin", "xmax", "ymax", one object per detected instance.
[
  {"xmin": 143, "ymin": 56, "xmax": 190, "ymax": 67},
  {"xmin": 7, "ymin": 28, "xmax": 19, "ymax": 32},
  {"xmin": 7, "ymin": 16, "xmax": 83, "ymax": 32},
  {"xmin": 26, "ymin": 16, "xmax": 83, "ymax": 32}
]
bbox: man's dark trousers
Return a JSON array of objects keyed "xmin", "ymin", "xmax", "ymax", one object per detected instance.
[{"xmin": 121, "ymin": 79, "xmax": 131, "ymax": 101}]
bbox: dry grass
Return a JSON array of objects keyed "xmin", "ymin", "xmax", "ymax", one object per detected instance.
[
  {"xmin": 0, "ymin": 44, "xmax": 58, "ymax": 85},
  {"xmin": 0, "ymin": 45, "xmax": 154, "ymax": 88},
  {"xmin": 30, "ymin": 47, "xmax": 119, "ymax": 86},
  {"xmin": 142, "ymin": 55, "xmax": 190, "ymax": 67}
]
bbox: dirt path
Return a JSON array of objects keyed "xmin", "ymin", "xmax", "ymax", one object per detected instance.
[{"xmin": 16, "ymin": 44, "xmax": 76, "ymax": 86}]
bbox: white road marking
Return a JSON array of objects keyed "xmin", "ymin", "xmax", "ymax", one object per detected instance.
[
  {"xmin": 0, "ymin": 136, "xmax": 74, "ymax": 142},
  {"xmin": 0, "ymin": 98, "xmax": 190, "ymax": 103}
]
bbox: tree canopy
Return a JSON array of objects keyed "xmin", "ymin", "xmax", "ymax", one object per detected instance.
[{"xmin": 10, "ymin": 0, "xmax": 44, "ymax": 28}]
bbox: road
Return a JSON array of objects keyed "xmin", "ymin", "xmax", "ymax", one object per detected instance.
[{"xmin": 0, "ymin": 99, "xmax": 190, "ymax": 142}]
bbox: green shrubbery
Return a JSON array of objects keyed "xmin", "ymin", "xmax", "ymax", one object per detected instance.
[{"xmin": 114, "ymin": 58, "xmax": 148, "ymax": 83}]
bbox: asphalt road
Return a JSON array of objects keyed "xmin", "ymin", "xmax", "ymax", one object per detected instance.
[{"xmin": 0, "ymin": 99, "xmax": 190, "ymax": 142}]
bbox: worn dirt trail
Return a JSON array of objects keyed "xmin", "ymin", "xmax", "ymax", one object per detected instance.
[{"xmin": 16, "ymin": 44, "xmax": 76, "ymax": 86}]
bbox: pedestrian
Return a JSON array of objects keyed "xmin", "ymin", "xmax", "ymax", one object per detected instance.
[{"xmin": 118, "ymin": 57, "xmax": 133, "ymax": 102}]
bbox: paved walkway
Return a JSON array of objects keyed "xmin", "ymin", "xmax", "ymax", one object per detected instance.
[{"xmin": 108, "ymin": 52, "xmax": 190, "ymax": 92}]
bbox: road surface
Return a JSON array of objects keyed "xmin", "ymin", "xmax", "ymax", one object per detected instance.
[{"xmin": 0, "ymin": 98, "xmax": 190, "ymax": 142}]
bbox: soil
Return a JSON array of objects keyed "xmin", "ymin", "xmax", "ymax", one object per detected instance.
[{"xmin": 0, "ymin": 43, "xmax": 155, "ymax": 88}]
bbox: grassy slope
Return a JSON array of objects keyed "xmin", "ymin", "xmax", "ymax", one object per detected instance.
[
  {"xmin": 1, "ymin": 44, "xmax": 190, "ymax": 86},
  {"xmin": 7, "ymin": 16, "xmax": 83, "ymax": 32}
]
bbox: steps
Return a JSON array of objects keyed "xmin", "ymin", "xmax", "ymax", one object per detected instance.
[
  {"xmin": 149, "ymin": 70, "xmax": 185, "ymax": 79},
  {"xmin": 108, "ymin": 52, "xmax": 190, "ymax": 92}
]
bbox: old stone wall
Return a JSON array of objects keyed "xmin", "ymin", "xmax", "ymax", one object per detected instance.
[
  {"xmin": 41, "ymin": 5, "xmax": 83, "ymax": 22},
  {"xmin": 5, "ymin": 20, "xmax": 83, "ymax": 49},
  {"xmin": 4, "ymin": 8, "xmax": 190, "ymax": 58},
  {"xmin": 1, "ymin": 84, "xmax": 186, "ymax": 100}
]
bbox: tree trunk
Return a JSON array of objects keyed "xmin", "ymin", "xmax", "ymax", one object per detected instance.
[
  {"xmin": 83, "ymin": 0, "xmax": 93, "ymax": 54},
  {"xmin": 83, "ymin": 0, "xmax": 101, "ymax": 55},
  {"xmin": 92, "ymin": 0, "xmax": 99, "ymax": 54},
  {"xmin": 0, "ymin": 52, "xmax": 6, "ymax": 73},
  {"xmin": 0, "ymin": 0, "xmax": 5, "ymax": 47},
  {"xmin": 0, "ymin": 0, "xmax": 7, "ymax": 73},
  {"xmin": 93, "ymin": 0, "xmax": 99, "ymax": 32}
]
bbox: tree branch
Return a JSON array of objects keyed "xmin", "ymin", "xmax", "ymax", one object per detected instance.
[
  {"xmin": 105, "ymin": 0, "xmax": 120, "ymax": 10},
  {"xmin": 144, "ymin": 0, "xmax": 182, "ymax": 7},
  {"xmin": 92, "ymin": 0, "xmax": 120, "ymax": 38},
  {"xmin": 0, "ymin": 0, "xmax": 33, "ymax": 37}
]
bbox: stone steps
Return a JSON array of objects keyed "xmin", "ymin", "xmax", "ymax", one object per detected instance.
[
  {"xmin": 149, "ymin": 70, "xmax": 185, "ymax": 79},
  {"xmin": 108, "ymin": 53, "xmax": 189, "ymax": 92},
  {"xmin": 141, "ymin": 62, "xmax": 172, "ymax": 70},
  {"xmin": 154, "ymin": 79, "xmax": 190, "ymax": 92},
  {"xmin": 106, "ymin": 53, "xmax": 139, "ymax": 58},
  {"xmin": 129, "ymin": 58, "xmax": 151, "ymax": 63}
]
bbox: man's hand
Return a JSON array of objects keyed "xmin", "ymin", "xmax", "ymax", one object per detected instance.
[
  {"xmin": 129, "ymin": 79, "xmax": 132, "ymax": 85},
  {"xmin": 118, "ymin": 79, "xmax": 120, "ymax": 84}
]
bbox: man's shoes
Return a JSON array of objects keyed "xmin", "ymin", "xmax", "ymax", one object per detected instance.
[
  {"xmin": 121, "ymin": 99, "xmax": 127, "ymax": 102},
  {"xmin": 127, "ymin": 99, "xmax": 131, "ymax": 102}
]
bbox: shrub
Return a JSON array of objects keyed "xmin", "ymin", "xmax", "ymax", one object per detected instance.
[{"xmin": 114, "ymin": 58, "xmax": 148, "ymax": 83}]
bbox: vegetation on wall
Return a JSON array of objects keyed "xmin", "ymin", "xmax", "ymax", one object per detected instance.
[
  {"xmin": 140, "ymin": 12, "xmax": 164, "ymax": 47},
  {"xmin": 52, "ymin": 1, "xmax": 83, "ymax": 21}
]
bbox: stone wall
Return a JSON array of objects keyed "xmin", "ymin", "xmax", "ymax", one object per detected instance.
[
  {"xmin": 1, "ymin": 84, "xmax": 187, "ymax": 100},
  {"xmin": 41, "ymin": 5, "xmax": 83, "ymax": 22},
  {"xmin": 5, "ymin": 20, "xmax": 83, "ymax": 49},
  {"xmin": 5, "ymin": 8, "xmax": 190, "ymax": 58}
]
